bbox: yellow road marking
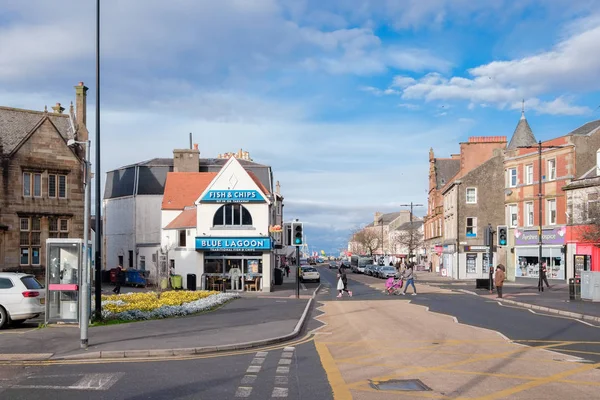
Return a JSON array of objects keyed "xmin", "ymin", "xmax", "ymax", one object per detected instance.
[
  {"xmin": 314, "ymin": 342, "xmax": 353, "ymax": 400},
  {"xmin": 470, "ymin": 362, "xmax": 600, "ymax": 400},
  {"xmin": 352, "ymin": 384, "xmax": 450, "ymax": 399}
]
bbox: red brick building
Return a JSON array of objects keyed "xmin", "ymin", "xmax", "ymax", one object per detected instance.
[
  {"xmin": 504, "ymin": 112, "xmax": 600, "ymax": 282},
  {"xmin": 0, "ymin": 83, "xmax": 88, "ymax": 275}
]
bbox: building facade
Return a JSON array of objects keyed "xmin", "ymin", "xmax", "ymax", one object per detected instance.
[
  {"xmin": 161, "ymin": 157, "xmax": 281, "ymax": 292},
  {"xmin": 0, "ymin": 83, "xmax": 88, "ymax": 275},
  {"xmin": 504, "ymin": 115, "xmax": 600, "ymax": 282}
]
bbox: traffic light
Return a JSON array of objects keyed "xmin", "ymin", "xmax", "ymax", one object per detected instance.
[
  {"xmin": 497, "ymin": 225, "xmax": 508, "ymax": 247},
  {"xmin": 292, "ymin": 222, "xmax": 303, "ymax": 246},
  {"xmin": 283, "ymin": 223, "xmax": 292, "ymax": 246}
]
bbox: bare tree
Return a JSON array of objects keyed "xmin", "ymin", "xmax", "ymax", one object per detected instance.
[
  {"xmin": 575, "ymin": 190, "xmax": 600, "ymax": 246},
  {"xmin": 392, "ymin": 222, "xmax": 424, "ymax": 261},
  {"xmin": 349, "ymin": 227, "xmax": 380, "ymax": 255}
]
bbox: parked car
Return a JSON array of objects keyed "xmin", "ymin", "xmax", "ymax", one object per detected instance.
[
  {"xmin": 377, "ymin": 266, "xmax": 398, "ymax": 279},
  {"xmin": 300, "ymin": 266, "xmax": 320, "ymax": 283},
  {"xmin": 329, "ymin": 262, "xmax": 337, "ymax": 269},
  {"xmin": 364, "ymin": 264, "xmax": 378, "ymax": 276},
  {"xmin": 0, "ymin": 272, "xmax": 45, "ymax": 329}
]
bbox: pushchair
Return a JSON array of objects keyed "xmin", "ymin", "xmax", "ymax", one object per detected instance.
[{"xmin": 385, "ymin": 276, "xmax": 403, "ymax": 295}]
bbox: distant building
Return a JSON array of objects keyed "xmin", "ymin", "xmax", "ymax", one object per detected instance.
[{"xmin": 0, "ymin": 83, "xmax": 88, "ymax": 274}]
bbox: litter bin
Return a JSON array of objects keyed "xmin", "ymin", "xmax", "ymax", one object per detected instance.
[
  {"xmin": 187, "ymin": 274, "xmax": 197, "ymax": 291},
  {"xmin": 171, "ymin": 274, "xmax": 183, "ymax": 289},
  {"xmin": 569, "ymin": 277, "xmax": 581, "ymax": 301},
  {"xmin": 475, "ymin": 279, "xmax": 490, "ymax": 289},
  {"xmin": 274, "ymin": 268, "xmax": 283, "ymax": 285}
]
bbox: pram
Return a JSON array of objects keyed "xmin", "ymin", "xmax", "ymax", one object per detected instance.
[{"xmin": 385, "ymin": 276, "xmax": 403, "ymax": 295}]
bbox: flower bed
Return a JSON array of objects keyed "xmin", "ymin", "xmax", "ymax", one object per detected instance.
[{"xmin": 101, "ymin": 290, "xmax": 239, "ymax": 321}]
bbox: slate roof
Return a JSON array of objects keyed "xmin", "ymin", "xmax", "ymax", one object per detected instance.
[
  {"xmin": 365, "ymin": 212, "xmax": 402, "ymax": 227},
  {"xmin": 566, "ymin": 119, "xmax": 600, "ymax": 136},
  {"xmin": 506, "ymin": 113, "xmax": 537, "ymax": 150},
  {"xmin": 435, "ymin": 158, "xmax": 461, "ymax": 189},
  {"xmin": 396, "ymin": 220, "xmax": 423, "ymax": 231},
  {"xmin": 0, "ymin": 106, "xmax": 71, "ymax": 155},
  {"xmin": 162, "ymin": 172, "xmax": 218, "ymax": 210},
  {"xmin": 164, "ymin": 208, "xmax": 197, "ymax": 229}
]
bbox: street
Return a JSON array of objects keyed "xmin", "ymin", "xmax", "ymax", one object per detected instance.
[{"xmin": 1, "ymin": 265, "xmax": 600, "ymax": 399}]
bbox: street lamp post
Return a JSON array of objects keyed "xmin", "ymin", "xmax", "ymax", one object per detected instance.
[
  {"xmin": 68, "ymin": 139, "xmax": 91, "ymax": 349},
  {"xmin": 518, "ymin": 140, "xmax": 561, "ymax": 292},
  {"xmin": 94, "ymin": 0, "xmax": 103, "ymax": 320},
  {"xmin": 400, "ymin": 202, "xmax": 424, "ymax": 262}
]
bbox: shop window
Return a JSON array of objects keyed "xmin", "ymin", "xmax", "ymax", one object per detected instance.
[
  {"xmin": 466, "ymin": 254, "xmax": 476, "ymax": 274},
  {"xmin": 547, "ymin": 199, "xmax": 556, "ymax": 225},
  {"xmin": 507, "ymin": 168, "xmax": 517, "ymax": 188},
  {"xmin": 525, "ymin": 202, "xmax": 534, "ymax": 227},
  {"xmin": 508, "ymin": 204, "xmax": 518, "ymax": 227},
  {"xmin": 525, "ymin": 164, "xmax": 533, "ymax": 185},
  {"xmin": 465, "ymin": 217, "xmax": 477, "ymax": 238},
  {"xmin": 213, "ymin": 204, "xmax": 253, "ymax": 227},
  {"xmin": 19, "ymin": 217, "xmax": 41, "ymax": 266},
  {"xmin": 547, "ymin": 159, "xmax": 556, "ymax": 181},
  {"xmin": 465, "ymin": 188, "xmax": 477, "ymax": 204},
  {"xmin": 178, "ymin": 230, "xmax": 187, "ymax": 247}
]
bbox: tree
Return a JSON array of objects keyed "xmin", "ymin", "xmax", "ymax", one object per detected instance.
[
  {"xmin": 349, "ymin": 227, "xmax": 380, "ymax": 255},
  {"xmin": 575, "ymin": 189, "xmax": 600, "ymax": 246},
  {"xmin": 392, "ymin": 222, "xmax": 424, "ymax": 260}
]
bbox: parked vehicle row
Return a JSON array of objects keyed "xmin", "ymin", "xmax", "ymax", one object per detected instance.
[
  {"xmin": 362, "ymin": 264, "xmax": 399, "ymax": 279},
  {"xmin": 0, "ymin": 272, "xmax": 45, "ymax": 329}
]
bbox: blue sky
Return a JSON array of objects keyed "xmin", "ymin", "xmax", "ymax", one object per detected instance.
[{"xmin": 2, "ymin": 0, "xmax": 600, "ymax": 255}]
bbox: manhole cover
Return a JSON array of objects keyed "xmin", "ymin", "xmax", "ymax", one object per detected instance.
[{"xmin": 369, "ymin": 379, "xmax": 432, "ymax": 391}]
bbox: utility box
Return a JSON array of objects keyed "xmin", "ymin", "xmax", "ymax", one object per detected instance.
[{"xmin": 581, "ymin": 271, "xmax": 600, "ymax": 302}]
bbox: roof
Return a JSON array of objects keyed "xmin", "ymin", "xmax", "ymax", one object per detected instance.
[
  {"xmin": 117, "ymin": 157, "xmax": 269, "ymax": 170},
  {"xmin": 566, "ymin": 119, "xmax": 600, "ymax": 137},
  {"xmin": 442, "ymin": 154, "xmax": 503, "ymax": 194},
  {"xmin": 164, "ymin": 208, "xmax": 197, "ymax": 229},
  {"xmin": 396, "ymin": 221, "xmax": 423, "ymax": 231},
  {"xmin": 507, "ymin": 112, "xmax": 537, "ymax": 150},
  {"xmin": 248, "ymin": 171, "xmax": 270, "ymax": 194},
  {"xmin": 162, "ymin": 172, "xmax": 217, "ymax": 210},
  {"xmin": 365, "ymin": 212, "xmax": 402, "ymax": 227},
  {"xmin": 435, "ymin": 158, "xmax": 461, "ymax": 189},
  {"xmin": 0, "ymin": 106, "xmax": 71, "ymax": 155}
]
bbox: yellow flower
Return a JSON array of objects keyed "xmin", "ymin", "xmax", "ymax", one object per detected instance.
[{"xmin": 102, "ymin": 290, "xmax": 219, "ymax": 313}]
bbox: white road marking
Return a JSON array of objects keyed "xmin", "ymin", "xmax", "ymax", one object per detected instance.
[
  {"xmin": 283, "ymin": 347, "xmax": 295, "ymax": 352},
  {"xmin": 235, "ymin": 386, "xmax": 253, "ymax": 397},
  {"xmin": 301, "ymin": 283, "xmax": 307, "ymax": 291},
  {"xmin": 281, "ymin": 352, "xmax": 293, "ymax": 358},
  {"xmin": 278, "ymin": 358, "xmax": 292, "ymax": 365},
  {"xmin": 255, "ymin": 351, "xmax": 268, "ymax": 357},
  {"xmin": 274, "ymin": 376, "xmax": 289, "ymax": 385},
  {"xmin": 251, "ymin": 358, "xmax": 265, "ymax": 365},
  {"xmin": 272, "ymin": 387, "xmax": 289, "ymax": 397},
  {"xmin": 528, "ymin": 309, "xmax": 600, "ymax": 328},
  {"xmin": 240, "ymin": 375, "xmax": 257, "ymax": 384},
  {"xmin": 276, "ymin": 366, "xmax": 290, "ymax": 374},
  {"xmin": 246, "ymin": 366, "xmax": 261, "ymax": 373},
  {"xmin": 6, "ymin": 373, "xmax": 123, "ymax": 391}
]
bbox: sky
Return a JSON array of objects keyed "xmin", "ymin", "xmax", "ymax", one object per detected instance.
[{"xmin": 2, "ymin": 0, "xmax": 600, "ymax": 255}]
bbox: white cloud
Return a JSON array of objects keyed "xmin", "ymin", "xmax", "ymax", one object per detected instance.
[
  {"xmin": 391, "ymin": 76, "xmax": 417, "ymax": 88},
  {"xmin": 398, "ymin": 103, "xmax": 420, "ymax": 110}
]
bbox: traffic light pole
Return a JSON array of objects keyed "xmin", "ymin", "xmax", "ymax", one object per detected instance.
[
  {"xmin": 487, "ymin": 224, "xmax": 495, "ymax": 293},
  {"xmin": 296, "ymin": 246, "xmax": 300, "ymax": 299}
]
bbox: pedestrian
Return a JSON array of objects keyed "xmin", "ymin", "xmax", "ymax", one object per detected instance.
[
  {"xmin": 495, "ymin": 264, "xmax": 506, "ymax": 298},
  {"xmin": 285, "ymin": 265, "xmax": 290, "ymax": 278},
  {"xmin": 336, "ymin": 266, "xmax": 352, "ymax": 298},
  {"xmin": 429, "ymin": 260, "xmax": 433, "ymax": 273},
  {"xmin": 402, "ymin": 262, "xmax": 417, "ymax": 296},
  {"xmin": 540, "ymin": 262, "xmax": 550, "ymax": 288},
  {"xmin": 113, "ymin": 265, "xmax": 124, "ymax": 294}
]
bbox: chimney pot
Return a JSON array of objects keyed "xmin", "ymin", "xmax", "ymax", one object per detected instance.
[
  {"xmin": 79, "ymin": 81, "xmax": 84, "ymax": 86},
  {"xmin": 194, "ymin": 143, "xmax": 198, "ymax": 150}
]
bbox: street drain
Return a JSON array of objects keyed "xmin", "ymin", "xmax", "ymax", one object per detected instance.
[{"xmin": 369, "ymin": 379, "xmax": 432, "ymax": 392}]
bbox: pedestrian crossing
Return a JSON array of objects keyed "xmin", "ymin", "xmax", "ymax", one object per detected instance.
[{"xmin": 235, "ymin": 347, "xmax": 296, "ymax": 398}]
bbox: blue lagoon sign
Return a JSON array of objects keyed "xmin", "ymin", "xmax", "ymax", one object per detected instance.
[
  {"xmin": 195, "ymin": 237, "xmax": 272, "ymax": 251},
  {"xmin": 201, "ymin": 190, "xmax": 264, "ymax": 203}
]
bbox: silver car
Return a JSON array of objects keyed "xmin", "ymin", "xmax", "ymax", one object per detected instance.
[{"xmin": 378, "ymin": 266, "xmax": 398, "ymax": 279}]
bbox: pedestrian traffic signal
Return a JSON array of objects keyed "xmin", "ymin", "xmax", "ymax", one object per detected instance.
[
  {"xmin": 497, "ymin": 225, "xmax": 508, "ymax": 246},
  {"xmin": 292, "ymin": 222, "xmax": 303, "ymax": 246}
]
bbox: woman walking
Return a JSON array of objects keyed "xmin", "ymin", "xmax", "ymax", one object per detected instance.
[
  {"xmin": 402, "ymin": 262, "xmax": 417, "ymax": 296},
  {"xmin": 337, "ymin": 266, "xmax": 352, "ymax": 298}
]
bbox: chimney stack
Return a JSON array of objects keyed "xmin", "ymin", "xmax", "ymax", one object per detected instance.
[
  {"xmin": 74, "ymin": 82, "xmax": 88, "ymax": 126},
  {"xmin": 173, "ymin": 146, "xmax": 200, "ymax": 172},
  {"xmin": 51, "ymin": 102, "xmax": 65, "ymax": 114},
  {"xmin": 374, "ymin": 212, "xmax": 383, "ymax": 225}
]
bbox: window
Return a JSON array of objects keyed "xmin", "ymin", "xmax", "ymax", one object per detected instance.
[
  {"xmin": 33, "ymin": 173, "xmax": 42, "ymax": 197},
  {"xmin": 59, "ymin": 218, "xmax": 69, "ymax": 238},
  {"xmin": 547, "ymin": 159, "xmax": 556, "ymax": 181},
  {"xmin": 178, "ymin": 230, "xmax": 187, "ymax": 247},
  {"xmin": 525, "ymin": 202, "xmax": 534, "ymax": 227},
  {"xmin": 587, "ymin": 192, "xmax": 599, "ymax": 221},
  {"xmin": 129, "ymin": 250, "xmax": 134, "ymax": 268},
  {"xmin": 526, "ymin": 164, "xmax": 534, "ymax": 185},
  {"xmin": 466, "ymin": 188, "xmax": 477, "ymax": 204},
  {"xmin": 140, "ymin": 256, "xmax": 146, "ymax": 271},
  {"xmin": 23, "ymin": 172, "xmax": 31, "ymax": 196},
  {"xmin": 466, "ymin": 254, "xmax": 477, "ymax": 274},
  {"xmin": 0, "ymin": 278, "xmax": 14, "ymax": 289},
  {"xmin": 48, "ymin": 174, "xmax": 67, "ymax": 198},
  {"xmin": 508, "ymin": 168, "xmax": 517, "ymax": 187},
  {"xmin": 118, "ymin": 255, "xmax": 123, "ymax": 266},
  {"xmin": 20, "ymin": 217, "xmax": 41, "ymax": 266},
  {"xmin": 508, "ymin": 204, "xmax": 518, "ymax": 227},
  {"xmin": 466, "ymin": 217, "xmax": 477, "ymax": 238},
  {"xmin": 212, "ymin": 204, "xmax": 253, "ymax": 226},
  {"xmin": 547, "ymin": 199, "xmax": 557, "ymax": 225}
]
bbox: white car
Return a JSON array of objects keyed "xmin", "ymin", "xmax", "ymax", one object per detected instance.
[
  {"xmin": 300, "ymin": 266, "xmax": 320, "ymax": 283},
  {"xmin": 0, "ymin": 272, "xmax": 45, "ymax": 329}
]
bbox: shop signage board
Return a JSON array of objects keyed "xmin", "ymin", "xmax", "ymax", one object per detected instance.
[
  {"xmin": 195, "ymin": 237, "xmax": 272, "ymax": 251},
  {"xmin": 201, "ymin": 190, "xmax": 264, "ymax": 203},
  {"xmin": 514, "ymin": 227, "xmax": 566, "ymax": 245}
]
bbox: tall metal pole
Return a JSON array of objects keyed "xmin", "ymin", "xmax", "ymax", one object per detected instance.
[
  {"xmin": 400, "ymin": 202, "xmax": 424, "ymax": 263},
  {"xmin": 94, "ymin": 0, "xmax": 102, "ymax": 319},
  {"xmin": 538, "ymin": 140, "xmax": 544, "ymax": 292},
  {"xmin": 296, "ymin": 246, "xmax": 300, "ymax": 299},
  {"xmin": 81, "ymin": 141, "xmax": 91, "ymax": 348}
]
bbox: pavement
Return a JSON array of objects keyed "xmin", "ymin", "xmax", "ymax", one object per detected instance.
[{"xmin": 0, "ymin": 270, "xmax": 320, "ymax": 361}]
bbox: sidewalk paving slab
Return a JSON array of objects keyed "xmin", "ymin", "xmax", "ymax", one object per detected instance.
[{"xmin": 0, "ymin": 288, "xmax": 319, "ymax": 361}]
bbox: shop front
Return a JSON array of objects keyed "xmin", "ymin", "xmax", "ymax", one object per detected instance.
[
  {"xmin": 441, "ymin": 244, "xmax": 454, "ymax": 277},
  {"xmin": 460, "ymin": 245, "xmax": 496, "ymax": 279},
  {"xmin": 514, "ymin": 227, "xmax": 566, "ymax": 280}
]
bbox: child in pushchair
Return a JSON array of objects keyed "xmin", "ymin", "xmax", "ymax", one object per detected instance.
[{"xmin": 385, "ymin": 276, "xmax": 403, "ymax": 295}]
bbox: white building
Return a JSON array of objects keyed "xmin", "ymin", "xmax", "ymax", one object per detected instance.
[
  {"xmin": 102, "ymin": 146, "xmax": 278, "ymax": 284},
  {"xmin": 161, "ymin": 156, "xmax": 281, "ymax": 292}
]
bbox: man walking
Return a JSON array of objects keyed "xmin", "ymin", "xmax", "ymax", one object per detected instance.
[
  {"xmin": 495, "ymin": 264, "xmax": 506, "ymax": 298},
  {"xmin": 539, "ymin": 262, "xmax": 550, "ymax": 289},
  {"xmin": 402, "ymin": 262, "xmax": 417, "ymax": 296},
  {"xmin": 336, "ymin": 266, "xmax": 352, "ymax": 298},
  {"xmin": 113, "ymin": 265, "xmax": 124, "ymax": 294}
]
